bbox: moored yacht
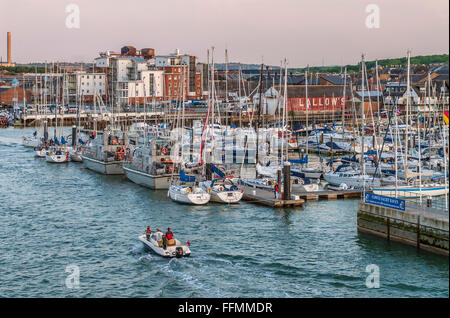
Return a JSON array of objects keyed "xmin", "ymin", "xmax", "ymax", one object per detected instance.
[
  {"xmin": 82, "ymin": 128, "xmax": 127, "ymax": 175},
  {"xmin": 124, "ymin": 136, "xmax": 178, "ymax": 189}
]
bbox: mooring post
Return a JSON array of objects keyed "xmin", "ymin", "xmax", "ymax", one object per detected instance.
[
  {"xmin": 283, "ymin": 161, "xmax": 291, "ymax": 201},
  {"xmin": 417, "ymin": 215, "xmax": 420, "ymax": 249},
  {"xmin": 277, "ymin": 168, "xmax": 282, "ymax": 200},
  {"xmin": 72, "ymin": 125, "xmax": 77, "ymax": 147},
  {"xmin": 426, "ymin": 196, "xmax": 432, "ymax": 208},
  {"xmin": 206, "ymin": 163, "xmax": 212, "ymax": 180},
  {"xmin": 387, "ymin": 217, "xmax": 390, "ymax": 241},
  {"xmin": 43, "ymin": 120, "xmax": 48, "ymax": 142}
]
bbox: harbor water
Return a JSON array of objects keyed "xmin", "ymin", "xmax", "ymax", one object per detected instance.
[{"xmin": 0, "ymin": 127, "xmax": 448, "ymax": 298}]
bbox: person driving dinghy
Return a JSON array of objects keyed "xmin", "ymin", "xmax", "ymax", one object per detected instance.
[{"xmin": 145, "ymin": 226, "xmax": 152, "ymax": 240}]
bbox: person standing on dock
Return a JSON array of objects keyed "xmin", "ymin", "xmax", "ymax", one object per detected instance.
[{"xmin": 274, "ymin": 184, "xmax": 279, "ymax": 199}]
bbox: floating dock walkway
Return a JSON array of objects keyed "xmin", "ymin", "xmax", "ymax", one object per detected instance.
[
  {"xmin": 241, "ymin": 186, "xmax": 304, "ymax": 208},
  {"xmin": 292, "ymin": 189, "xmax": 362, "ymax": 201}
]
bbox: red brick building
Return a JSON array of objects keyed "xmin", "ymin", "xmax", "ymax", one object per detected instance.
[{"xmin": 0, "ymin": 86, "xmax": 31, "ymax": 105}]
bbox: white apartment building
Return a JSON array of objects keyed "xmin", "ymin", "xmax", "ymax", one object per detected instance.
[
  {"xmin": 115, "ymin": 70, "xmax": 165, "ymax": 106},
  {"xmin": 67, "ymin": 71, "xmax": 106, "ymax": 102}
]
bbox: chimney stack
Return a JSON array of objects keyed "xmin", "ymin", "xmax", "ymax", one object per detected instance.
[{"xmin": 7, "ymin": 32, "xmax": 11, "ymax": 65}]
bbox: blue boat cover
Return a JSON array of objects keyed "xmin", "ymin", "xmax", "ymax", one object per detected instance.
[
  {"xmin": 288, "ymin": 155, "xmax": 308, "ymax": 164},
  {"xmin": 180, "ymin": 170, "xmax": 196, "ymax": 182},
  {"xmin": 211, "ymin": 164, "xmax": 225, "ymax": 178}
]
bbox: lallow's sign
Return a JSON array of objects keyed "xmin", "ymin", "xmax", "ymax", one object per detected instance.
[{"xmin": 288, "ymin": 96, "xmax": 350, "ymax": 112}]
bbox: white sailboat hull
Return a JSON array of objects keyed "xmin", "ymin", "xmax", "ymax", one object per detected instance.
[
  {"xmin": 35, "ymin": 149, "xmax": 47, "ymax": 158},
  {"xmin": 372, "ymin": 185, "xmax": 448, "ymax": 198},
  {"xmin": 324, "ymin": 172, "xmax": 380, "ymax": 189},
  {"xmin": 210, "ymin": 190, "xmax": 243, "ymax": 203},
  {"xmin": 22, "ymin": 138, "xmax": 39, "ymax": 148},
  {"xmin": 169, "ymin": 186, "xmax": 210, "ymax": 205},
  {"xmin": 45, "ymin": 153, "xmax": 69, "ymax": 163}
]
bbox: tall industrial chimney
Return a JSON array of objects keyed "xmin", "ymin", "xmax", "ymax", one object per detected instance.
[{"xmin": 7, "ymin": 32, "xmax": 11, "ymax": 65}]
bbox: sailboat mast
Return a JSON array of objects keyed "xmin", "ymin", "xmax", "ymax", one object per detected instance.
[
  {"xmin": 404, "ymin": 50, "xmax": 411, "ymax": 183},
  {"xmin": 255, "ymin": 62, "xmax": 264, "ymax": 165},
  {"xmin": 361, "ymin": 54, "xmax": 366, "ymax": 194},
  {"xmin": 342, "ymin": 67, "xmax": 347, "ymax": 131},
  {"xmin": 305, "ymin": 66, "xmax": 309, "ymax": 164}
]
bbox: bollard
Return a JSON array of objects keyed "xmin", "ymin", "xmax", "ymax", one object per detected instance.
[
  {"xmin": 43, "ymin": 120, "xmax": 48, "ymax": 142},
  {"xmin": 72, "ymin": 125, "xmax": 77, "ymax": 147},
  {"xmin": 277, "ymin": 168, "xmax": 282, "ymax": 200},
  {"xmin": 283, "ymin": 162, "xmax": 291, "ymax": 201},
  {"xmin": 206, "ymin": 163, "xmax": 212, "ymax": 180}
]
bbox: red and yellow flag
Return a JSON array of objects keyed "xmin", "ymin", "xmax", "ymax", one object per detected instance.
[{"xmin": 444, "ymin": 110, "xmax": 449, "ymax": 125}]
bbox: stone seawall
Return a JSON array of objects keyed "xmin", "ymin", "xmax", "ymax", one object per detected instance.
[{"xmin": 357, "ymin": 201, "xmax": 449, "ymax": 256}]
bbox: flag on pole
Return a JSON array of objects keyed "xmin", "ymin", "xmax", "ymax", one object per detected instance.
[{"xmin": 444, "ymin": 110, "xmax": 449, "ymax": 125}]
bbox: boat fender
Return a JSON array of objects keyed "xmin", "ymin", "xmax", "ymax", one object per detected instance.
[{"xmin": 146, "ymin": 165, "xmax": 149, "ymax": 173}]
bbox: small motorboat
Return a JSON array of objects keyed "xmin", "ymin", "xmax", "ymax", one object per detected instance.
[{"xmin": 138, "ymin": 232, "xmax": 191, "ymax": 258}]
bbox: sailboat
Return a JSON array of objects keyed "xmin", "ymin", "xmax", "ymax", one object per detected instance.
[{"xmin": 169, "ymin": 170, "xmax": 211, "ymax": 205}]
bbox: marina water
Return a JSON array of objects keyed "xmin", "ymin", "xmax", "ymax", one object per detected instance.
[{"xmin": 0, "ymin": 127, "xmax": 448, "ymax": 298}]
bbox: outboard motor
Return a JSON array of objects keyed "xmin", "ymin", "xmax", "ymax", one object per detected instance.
[{"xmin": 175, "ymin": 247, "xmax": 183, "ymax": 258}]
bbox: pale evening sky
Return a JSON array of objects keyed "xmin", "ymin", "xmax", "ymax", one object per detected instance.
[{"xmin": 0, "ymin": 0, "xmax": 448, "ymax": 67}]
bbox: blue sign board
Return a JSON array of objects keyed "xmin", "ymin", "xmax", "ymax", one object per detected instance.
[{"xmin": 364, "ymin": 192, "xmax": 405, "ymax": 211}]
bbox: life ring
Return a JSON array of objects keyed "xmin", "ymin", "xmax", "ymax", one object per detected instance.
[
  {"xmin": 118, "ymin": 154, "xmax": 125, "ymax": 160},
  {"xmin": 168, "ymin": 166, "xmax": 174, "ymax": 173},
  {"xmin": 161, "ymin": 147, "xmax": 168, "ymax": 155},
  {"xmin": 112, "ymin": 138, "xmax": 118, "ymax": 145}
]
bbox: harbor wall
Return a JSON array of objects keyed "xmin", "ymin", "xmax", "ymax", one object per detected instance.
[{"xmin": 357, "ymin": 201, "xmax": 449, "ymax": 256}]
